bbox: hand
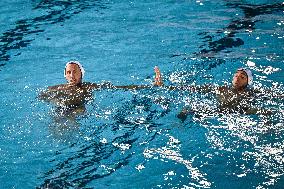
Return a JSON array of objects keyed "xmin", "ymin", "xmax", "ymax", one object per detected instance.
[{"xmin": 154, "ymin": 66, "xmax": 163, "ymax": 86}]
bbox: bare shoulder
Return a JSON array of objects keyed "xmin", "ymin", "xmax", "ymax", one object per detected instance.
[
  {"xmin": 47, "ymin": 84, "xmax": 68, "ymax": 91},
  {"xmin": 81, "ymin": 82, "xmax": 100, "ymax": 90},
  {"xmin": 38, "ymin": 84, "xmax": 67, "ymax": 101}
]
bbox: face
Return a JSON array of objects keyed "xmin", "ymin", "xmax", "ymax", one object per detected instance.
[
  {"xmin": 65, "ymin": 63, "xmax": 82, "ymax": 85},
  {"xmin": 232, "ymin": 70, "xmax": 248, "ymax": 89}
]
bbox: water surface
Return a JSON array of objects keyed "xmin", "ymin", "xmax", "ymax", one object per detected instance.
[{"xmin": 0, "ymin": 0, "xmax": 283, "ymax": 188}]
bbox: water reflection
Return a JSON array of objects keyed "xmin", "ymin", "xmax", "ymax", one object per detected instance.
[
  {"xmin": 144, "ymin": 135, "xmax": 211, "ymax": 188},
  {"xmin": 165, "ymin": 1, "xmax": 283, "ymax": 92},
  {"xmin": 185, "ymin": 88, "xmax": 284, "ymax": 188},
  {"xmin": 37, "ymin": 91, "xmax": 168, "ymax": 188},
  {"xmin": 1, "ymin": 0, "xmax": 282, "ymax": 188},
  {"xmin": 38, "ymin": 83, "xmax": 95, "ymax": 142},
  {"xmin": 169, "ymin": 1, "xmax": 283, "ymax": 62},
  {"xmin": 47, "ymin": 106, "xmax": 84, "ymax": 141},
  {"xmin": 196, "ymin": 1, "xmax": 283, "ymax": 58},
  {"xmin": 212, "ymin": 112, "xmax": 284, "ymax": 188},
  {"xmin": 0, "ymin": 0, "xmax": 108, "ymax": 67}
]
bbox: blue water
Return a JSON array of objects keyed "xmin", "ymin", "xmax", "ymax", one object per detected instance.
[{"xmin": 0, "ymin": 0, "xmax": 283, "ymax": 188}]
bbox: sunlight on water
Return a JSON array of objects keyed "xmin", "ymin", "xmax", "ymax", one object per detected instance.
[
  {"xmin": 0, "ymin": 0, "xmax": 283, "ymax": 188},
  {"xmin": 144, "ymin": 135, "xmax": 211, "ymax": 188}
]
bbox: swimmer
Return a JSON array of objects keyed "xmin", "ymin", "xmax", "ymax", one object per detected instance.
[
  {"xmin": 153, "ymin": 66, "xmax": 279, "ymax": 121},
  {"xmin": 38, "ymin": 61, "xmax": 161, "ymax": 109},
  {"xmin": 38, "ymin": 61, "xmax": 99, "ymax": 109},
  {"xmin": 38, "ymin": 61, "xmax": 163, "ymax": 140}
]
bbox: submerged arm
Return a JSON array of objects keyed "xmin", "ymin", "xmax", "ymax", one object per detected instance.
[
  {"xmin": 243, "ymin": 106, "xmax": 274, "ymax": 115},
  {"xmin": 252, "ymin": 87, "xmax": 284, "ymax": 101},
  {"xmin": 152, "ymin": 66, "xmax": 216, "ymax": 93}
]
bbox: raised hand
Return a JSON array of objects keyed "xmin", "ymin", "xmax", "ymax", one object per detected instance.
[{"xmin": 154, "ymin": 66, "xmax": 163, "ymax": 86}]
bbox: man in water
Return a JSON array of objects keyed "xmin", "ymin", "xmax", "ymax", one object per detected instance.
[
  {"xmin": 39, "ymin": 61, "xmax": 160, "ymax": 114},
  {"xmin": 39, "ymin": 61, "xmax": 98, "ymax": 113},
  {"xmin": 153, "ymin": 66, "xmax": 274, "ymax": 121}
]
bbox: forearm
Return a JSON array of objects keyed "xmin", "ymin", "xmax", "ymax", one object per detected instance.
[
  {"xmin": 113, "ymin": 85, "xmax": 152, "ymax": 90},
  {"xmin": 243, "ymin": 106, "xmax": 274, "ymax": 115},
  {"xmin": 38, "ymin": 90, "xmax": 50, "ymax": 101},
  {"xmin": 112, "ymin": 84, "xmax": 213, "ymax": 92},
  {"xmin": 163, "ymin": 84, "xmax": 213, "ymax": 93}
]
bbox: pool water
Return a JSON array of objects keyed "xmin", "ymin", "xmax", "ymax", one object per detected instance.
[{"xmin": 0, "ymin": 0, "xmax": 283, "ymax": 188}]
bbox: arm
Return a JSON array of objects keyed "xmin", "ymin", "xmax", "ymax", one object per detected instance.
[
  {"xmin": 252, "ymin": 87, "xmax": 284, "ymax": 100},
  {"xmin": 86, "ymin": 82, "xmax": 152, "ymax": 90},
  {"xmin": 113, "ymin": 84, "xmax": 155, "ymax": 90},
  {"xmin": 114, "ymin": 66, "xmax": 164, "ymax": 90},
  {"xmin": 167, "ymin": 84, "xmax": 214, "ymax": 93},
  {"xmin": 152, "ymin": 66, "xmax": 215, "ymax": 93},
  {"xmin": 86, "ymin": 66, "xmax": 212, "ymax": 91},
  {"xmin": 94, "ymin": 66, "xmax": 163, "ymax": 90},
  {"xmin": 244, "ymin": 107, "xmax": 274, "ymax": 115},
  {"xmin": 154, "ymin": 66, "xmax": 163, "ymax": 86},
  {"xmin": 38, "ymin": 84, "xmax": 88, "ymax": 102}
]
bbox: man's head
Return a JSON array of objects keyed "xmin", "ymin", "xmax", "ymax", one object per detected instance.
[
  {"xmin": 232, "ymin": 68, "xmax": 253, "ymax": 90},
  {"xmin": 64, "ymin": 61, "xmax": 85, "ymax": 86}
]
